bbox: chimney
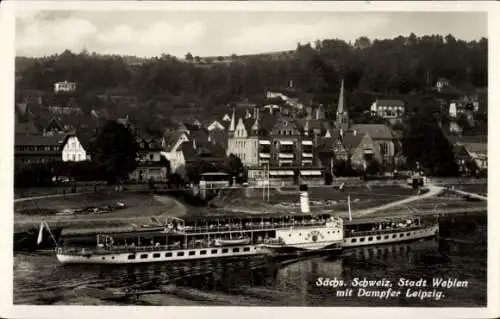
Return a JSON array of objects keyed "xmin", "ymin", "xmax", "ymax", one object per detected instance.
[{"xmin": 299, "ymin": 184, "xmax": 311, "ymax": 213}]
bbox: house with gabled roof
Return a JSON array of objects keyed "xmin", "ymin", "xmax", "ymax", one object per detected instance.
[
  {"xmin": 129, "ymin": 133, "xmax": 169, "ymax": 183},
  {"xmin": 370, "ymin": 99, "xmax": 405, "ymax": 125},
  {"xmin": 350, "ymin": 124, "xmax": 397, "ymax": 169},
  {"xmin": 15, "ymin": 133, "xmax": 89, "ymax": 166}
]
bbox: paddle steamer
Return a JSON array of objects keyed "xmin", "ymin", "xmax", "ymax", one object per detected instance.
[{"xmin": 54, "ymin": 186, "xmax": 343, "ymax": 264}]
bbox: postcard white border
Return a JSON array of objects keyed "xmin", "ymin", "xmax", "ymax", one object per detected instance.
[{"xmin": 1, "ymin": 1, "xmax": 498, "ymax": 319}]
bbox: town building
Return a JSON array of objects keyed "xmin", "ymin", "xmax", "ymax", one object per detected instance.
[
  {"xmin": 350, "ymin": 124, "xmax": 397, "ymax": 169},
  {"xmin": 226, "ymin": 107, "xmax": 259, "ymax": 167},
  {"xmin": 129, "ymin": 135, "xmax": 168, "ymax": 183},
  {"xmin": 15, "ymin": 134, "xmax": 88, "ymax": 165},
  {"xmin": 246, "ymin": 115, "xmax": 325, "ymax": 186},
  {"xmin": 436, "ymin": 78, "xmax": 450, "ymax": 92},
  {"xmin": 341, "ymin": 130, "xmax": 380, "ymax": 171},
  {"xmin": 54, "ymin": 81, "xmax": 77, "ymax": 93},
  {"xmin": 370, "ymin": 99, "xmax": 405, "ymax": 124},
  {"xmin": 445, "ymin": 134, "xmax": 487, "ymax": 176}
]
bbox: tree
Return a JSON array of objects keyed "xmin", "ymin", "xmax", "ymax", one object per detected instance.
[
  {"xmin": 227, "ymin": 154, "xmax": 246, "ymax": 183},
  {"xmin": 185, "ymin": 52, "xmax": 193, "ymax": 62},
  {"xmin": 92, "ymin": 120, "xmax": 138, "ymax": 184},
  {"xmin": 402, "ymin": 113, "xmax": 459, "ymax": 176},
  {"xmin": 365, "ymin": 159, "xmax": 380, "ymax": 176}
]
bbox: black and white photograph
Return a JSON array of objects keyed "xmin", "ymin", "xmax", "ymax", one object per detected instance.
[{"xmin": 2, "ymin": 1, "xmax": 498, "ymax": 318}]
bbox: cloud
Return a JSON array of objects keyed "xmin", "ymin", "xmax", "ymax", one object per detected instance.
[
  {"xmin": 225, "ymin": 15, "xmax": 389, "ymax": 54},
  {"xmin": 16, "ymin": 13, "xmax": 97, "ymax": 55},
  {"xmin": 95, "ymin": 21, "xmax": 205, "ymax": 56}
]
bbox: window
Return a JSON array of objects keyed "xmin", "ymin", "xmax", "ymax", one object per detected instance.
[
  {"xmin": 153, "ymin": 253, "xmax": 160, "ymax": 258},
  {"xmin": 243, "ymin": 247, "xmax": 250, "ymax": 252},
  {"xmin": 211, "ymin": 249, "xmax": 218, "ymax": 254},
  {"xmin": 392, "ymin": 234, "xmax": 397, "ymax": 238},
  {"xmin": 165, "ymin": 252, "xmax": 172, "ymax": 257},
  {"xmin": 222, "ymin": 248, "xmax": 228, "ymax": 253},
  {"xmin": 200, "ymin": 250, "xmax": 207, "ymax": 255},
  {"xmin": 177, "ymin": 252, "xmax": 184, "ymax": 257},
  {"xmin": 140, "ymin": 254, "xmax": 148, "ymax": 259},
  {"xmin": 399, "ymin": 233, "xmax": 404, "ymax": 237},
  {"xmin": 360, "ymin": 238, "xmax": 365, "ymax": 242},
  {"xmin": 233, "ymin": 248, "xmax": 240, "ymax": 253},
  {"xmin": 189, "ymin": 251, "xmax": 195, "ymax": 256},
  {"xmin": 384, "ymin": 235, "xmax": 389, "ymax": 239},
  {"xmin": 368, "ymin": 237, "xmax": 373, "ymax": 241},
  {"xmin": 406, "ymin": 232, "xmax": 411, "ymax": 236},
  {"xmin": 351, "ymin": 238, "xmax": 357, "ymax": 243},
  {"xmin": 376, "ymin": 236, "xmax": 381, "ymax": 240}
]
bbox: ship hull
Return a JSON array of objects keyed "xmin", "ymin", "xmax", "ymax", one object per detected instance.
[
  {"xmin": 56, "ymin": 244, "xmax": 266, "ymax": 265},
  {"xmin": 342, "ymin": 224, "xmax": 439, "ymax": 248}
]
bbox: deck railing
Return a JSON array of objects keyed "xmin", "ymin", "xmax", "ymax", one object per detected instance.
[
  {"xmin": 346, "ymin": 224, "xmax": 434, "ymax": 237},
  {"xmin": 180, "ymin": 220, "xmax": 333, "ymax": 234}
]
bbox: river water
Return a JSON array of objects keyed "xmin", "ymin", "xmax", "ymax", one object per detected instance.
[{"xmin": 13, "ymin": 213, "xmax": 487, "ymax": 307}]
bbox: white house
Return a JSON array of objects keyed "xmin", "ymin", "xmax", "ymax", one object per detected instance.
[
  {"xmin": 62, "ymin": 135, "xmax": 88, "ymax": 162},
  {"xmin": 370, "ymin": 99, "xmax": 405, "ymax": 124},
  {"xmin": 54, "ymin": 81, "xmax": 77, "ymax": 93},
  {"xmin": 162, "ymin": 131, "xmax": 190, "ymax": 175},
  {"xmin": 436, "ymin": 78, "xmax": 450, "ymax": 92}
]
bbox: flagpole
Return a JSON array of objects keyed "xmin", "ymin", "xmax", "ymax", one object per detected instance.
[{"xmin": 43, "ymin": 221, "xmax": 58, "ymax": 246}]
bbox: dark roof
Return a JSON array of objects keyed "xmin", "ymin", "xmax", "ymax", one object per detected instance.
[
  {"xmin": 208, "ymin": 129, "xmax": 228, "ymax": 149},
  {"xmin": 376, "ymin": 99, "xmax": 405, "ymax": 106},
  {"xmin": 351, "ymin": 124, "xmax": 394, "ymax": 140},
  {"xmin": 342, "ymin": 132, "xmax": 366, "ymax": 152},
  {"xmin": 258, "ymin": 112, "xmax": 277, "ymax": 134},
  {"xmin": 15, "ymin": 134, "xmax": 70, "ymax": 147},
  {"xmin": 15, "ymin": 122, "xmax": 39, "ymax": 135}
]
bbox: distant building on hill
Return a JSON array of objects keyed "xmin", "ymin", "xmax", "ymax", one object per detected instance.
[
  {"xmin": 436, "ymin": 78, "xmax": 450, "ymax": 92},
  {"xmin": 370, "ymin": 99, "xmax": 405, "ymax": 124},
  {"xmin": 54, "ymin": 81, "xmax": 77, "ymax": 93}
]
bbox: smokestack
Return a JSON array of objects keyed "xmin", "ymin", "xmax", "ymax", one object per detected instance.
[
  {"xmin": 299, "ymin": 184, "xmax": 311, "ymax": 214},
  {"xmin": 348, "ymin": 194, "xmax": 352, "ymax": 221}
]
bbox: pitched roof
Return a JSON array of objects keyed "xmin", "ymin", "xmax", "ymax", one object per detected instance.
[
  {"xmin": 15, "ymin": 122, "xmax": 40, "ymax": 135},
  {"xmin": 208, "ymin": 129, "xmax": 228, "ymax": 149},
  {"xmin": 15, "ymin": 134, "xmax": 70, "ymax": 147},
  {"xmin": 342, "ymin": 132, "xmax": 367, "ymax": 152},
  {"xmin": 351, "ymin": 124, "xmax": 394, "ymax": 140}
]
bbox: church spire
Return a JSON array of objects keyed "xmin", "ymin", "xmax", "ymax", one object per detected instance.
[
  {"xmin": 229, "ymin": 107, "xmax": 236, "ymax": 132},
  {"xmin": 251, "ymin": 107, "xmax": 260, "ymax": 133},
  {"xmin": 337, "ymin": 78, "xmax": 345, "ymax": 115},
  {"xmin": 335, "ymin": 78, "xmax": 349, "ymax": 131}
]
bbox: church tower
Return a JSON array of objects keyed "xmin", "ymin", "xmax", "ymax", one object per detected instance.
[
  {"xmin": 335, "ymin": 79, "xmax": 349, "ymax": 132},
  {"xmin": 228, "ymin": 107, "xmax": 236, "ymax": 138}
]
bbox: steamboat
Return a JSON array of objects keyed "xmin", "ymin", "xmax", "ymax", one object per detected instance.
[
  {"xmin": 342, "ymin": 216, "xmax": 439, "ymax": 248},
  {"xmin": 53, "ymin": 186, "xmax": 343, "ymax": 264},
  {"xmin": 341, "ymin": 194, "xmax": 439, "ymax": 248}
]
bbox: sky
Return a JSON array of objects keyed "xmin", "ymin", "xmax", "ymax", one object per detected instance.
[{"xmin": 15, "ymin": 11, "xmax": 488, "ymax": 58}]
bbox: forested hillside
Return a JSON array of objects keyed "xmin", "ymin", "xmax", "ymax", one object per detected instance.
[{"xmin": 16, "ymin": 33, "xmax": 487, "ymax": 132}]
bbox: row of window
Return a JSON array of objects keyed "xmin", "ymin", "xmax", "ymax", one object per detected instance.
[
  {"xmin": 16, "ymin": 146, "xmax": 59, "ymax": 152},
  {"xmin": 348, "ymin": 231, "xmax": 419, "ymax": 243},
  {"xmin": 126, "ymin": 246, "xmax": 253, "ymax": 260}
]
